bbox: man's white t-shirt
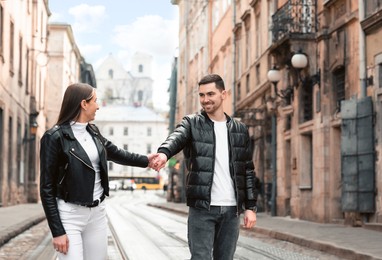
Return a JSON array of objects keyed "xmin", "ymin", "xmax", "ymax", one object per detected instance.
[{"xmin": 210, "ymin": 120, "xmax": 236, "ymax": 206}]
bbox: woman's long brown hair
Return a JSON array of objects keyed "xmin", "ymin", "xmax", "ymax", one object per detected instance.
[{"xmin": 56, "ymin": 83, "xmax": 95, "ymax": 125}]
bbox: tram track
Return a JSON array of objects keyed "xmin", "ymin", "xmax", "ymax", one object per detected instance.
[{"xmin": 108, "ymin": 193, "xmax": 310, "ymax": 260}]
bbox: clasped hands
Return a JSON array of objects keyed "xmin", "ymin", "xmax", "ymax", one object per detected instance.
[{"xmin": 147, "ymin": 153, "xmax": 167, "ymax": 171}]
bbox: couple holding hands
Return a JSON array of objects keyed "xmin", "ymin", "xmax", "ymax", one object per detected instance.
[{"xmin": 40, "ymin": 74, "xmax": 259, "ymax": 260}]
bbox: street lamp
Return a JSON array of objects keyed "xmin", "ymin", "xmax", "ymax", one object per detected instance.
[
  {"xmin": 267, "ymin": 66, "xmax": 293, "ymax": 101},
  {"xmin": 291, "ymin": 50, "xmax": 320, "ymax": 88}
]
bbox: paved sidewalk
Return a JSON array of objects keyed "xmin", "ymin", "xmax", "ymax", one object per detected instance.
[
  {"xmin": 1, "ymin": 202, "xmax": 382, "ymax": 260},
  {"xmin": 0, "ymin": 203, "xmax": 45, "ymax": 247},
  {"xmin": 149, "ymin": 202, "xmax": 382, "ymax": 260}
]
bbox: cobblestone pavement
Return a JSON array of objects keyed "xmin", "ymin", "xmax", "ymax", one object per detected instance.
[
  {"xmin": 240, "ymin": 229, "xmax": 343, "ymax": 260},
  {"xmin": 0, "ymin": 220, "xmax": 122, "ymax": 260},
  {"xmin": 0, "ymin": 220, "xmax": 54, "ymax": 260}
]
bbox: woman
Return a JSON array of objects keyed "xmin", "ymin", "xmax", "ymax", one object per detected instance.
[{"xmin": 40, "ymin": 83, "xmax": 154, "ymax": 259}]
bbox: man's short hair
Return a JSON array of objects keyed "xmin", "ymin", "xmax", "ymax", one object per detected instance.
[{"xmin": 198, "ymin": 74, "xmax": 225, "ymax": 91}]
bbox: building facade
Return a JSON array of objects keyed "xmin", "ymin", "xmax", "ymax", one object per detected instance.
[
  {"xmin": 45, "ymin": 23, "xmax": 83, "ymax": 129},
  {"xmin": 0, "ymin": 0, "xmax": 49, "ymax": 206},
  {"xmin": 96, "ymin": 53, "xmax": 153, "ymax": 108},
  {"xmin": 93, "ymin": 105, "xmax": 168, "ymax": 180},
  {"xmin": 0, "ymin": 1, "xmax": 95, "ymax": 206},
  {"xmin": 172, "ymin": 0, "xmax": 382, "ymax": 225}
]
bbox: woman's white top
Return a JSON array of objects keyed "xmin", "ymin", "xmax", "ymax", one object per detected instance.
[{"xmin": 71, "ymin": 122, "xmax": 103, "ymax": 200}]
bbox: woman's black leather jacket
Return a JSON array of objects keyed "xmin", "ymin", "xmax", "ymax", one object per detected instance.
[
  {"xmin": 158, "ymin": 111, "xmax": 259, "ymax": 213},
  {"xmin": 40, "ymin": 123, "xmax": 149, "ymax": 237}
]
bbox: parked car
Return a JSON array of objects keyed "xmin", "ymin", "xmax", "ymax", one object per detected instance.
[
  {"xmin": 109, "ymin": 180, "xmax": 122, "ymax": 191},
  {"xmin": 122, "ymin": 179, "xmax": 136, "ymax": 191}
]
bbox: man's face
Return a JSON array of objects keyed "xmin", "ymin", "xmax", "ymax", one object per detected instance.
[{"xmin": 198, "ymin": 82, "xmax": 226, "ymax": 114}]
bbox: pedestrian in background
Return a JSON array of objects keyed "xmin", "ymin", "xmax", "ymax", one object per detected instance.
[
  {"xmin": 40, "ymin": 83, "xmax": 155, "ymax": 259},
  {"xmin": 152, "ymin": 74, "xmax": 260, "ymax": 260}
]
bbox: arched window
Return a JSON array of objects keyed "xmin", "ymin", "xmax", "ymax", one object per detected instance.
[
  {"xmin": 108, "ymin": 69, "xmax": 113, "ymax": 79},
  {"xmin": 138, "ymin": 64, "xmax": 143, "ymax": 73}
]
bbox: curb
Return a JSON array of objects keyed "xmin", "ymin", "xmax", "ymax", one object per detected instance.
[{"xmin": 0, "ymin": 214, "xmax": 46, "ymax": 247}]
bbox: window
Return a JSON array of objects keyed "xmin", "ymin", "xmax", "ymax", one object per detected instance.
[
  {"xmin": 236, "ymin": 35, "xmax": 242, "ymax": 76},
  {"xmin": 255, "ymin": 12, "xmax": 260, "ymax": 58},
  {"xmin": 378, "ymin": 63, "xmax": 382, "ymax": 88},
  {"xmin": 123, "ymin": 144, "xmax": 128, "ymax": 150},
  {"xmin": 299, "ymin": 132, "xmax": 312, "ymax": 189},
  {"xmin": 246, "ymin": 74, "xmax": 250, "ymax": 93},
  {"xmin": 147, "ymin": 144, "xmax": 152, "ymax": 154},
  {"xmin": 10, "ymin": 21, "xmax": 14, "ymax": 75},
  {"xmin": 138, "ymin": 64, "xmax": 143, "ymax": 73},
  {"xmin": 8, "ymin": 116, "xmax": 13, "ymax": 186},
  {"xmin": 256, "ymin": 64, "xmax": 260, "ymax": 85},
  {"xmin": 237, "ymin": 82, "xmax": 241, "ymax": 100},
  {"xmin": 245, "ymin": 27, "xmax": 250, "ymax": 68},
  {"xmin": 108, "ymin": 69, "xmax": 113, "ymax": 79},
  {"xmin": 18, "ymin": 35, "xmax": 23, "ymax": 85},
  {"xmin": 138, "ymin": 90, "xmax": 143, "ymax": 102},
  {"xmin": 333, "ymin": 67, "xmax": 345, "ymax": 112},
  {"xmin": 124, "ymin": 127, "xmax": 128, "ymax": 136},
  {"xmin": 147, "ymin": 127, "xmax": 152, "ymax": 136},
  {"xmin": 108, "ymin": 162, "xmax": 113, "ymax": 171},
  {"xmin": 17, "ymin": 120, "xmax": 22, "ymax": 184},
  {"xmin": 212, "ymin": 0, "xmax": 220, "ymax": 29},
  {"xmin": 0, "ymin": 5, "xmax": 4, "ymax": 59},
  {"xmin": 109, "ymin": 127, "xmax": 114, "ymax": 135},
  {"xmin": 300, "ymin": 79, "xmax": 313, "ymax": 123}
]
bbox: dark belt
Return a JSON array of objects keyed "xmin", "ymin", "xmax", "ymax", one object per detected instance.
[{"xmin": 82, "ymin": 194, "xmax": 105, "ymax": 208}]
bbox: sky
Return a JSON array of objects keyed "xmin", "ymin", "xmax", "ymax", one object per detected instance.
[{"xmin": 48, "ymin": 1, "xmax": 179, "ymax": 111}]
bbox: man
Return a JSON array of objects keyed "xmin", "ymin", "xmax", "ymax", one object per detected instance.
[{"xmin": 153, "ymin": 74, "xmax": 259, "ymax": 260}]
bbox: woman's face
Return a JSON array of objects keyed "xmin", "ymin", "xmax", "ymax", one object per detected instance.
[{"xmin": 81, "ymin": 90, "xmax": 99, "ymax": 122}]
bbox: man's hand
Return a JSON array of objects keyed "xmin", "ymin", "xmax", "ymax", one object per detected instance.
[
  {"xmin": 53, "ymin": 234, "xmax": 69, "ymax": 254},
  {"xmin": 243, "ymin": 210, "xmax": 257, "ymax": 229}
]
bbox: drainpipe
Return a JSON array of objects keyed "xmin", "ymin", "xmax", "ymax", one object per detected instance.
[
  {"xmin": 359, "ymin": 0, "xmax": 367, "ymax": 98},
  {"xmin": 271, "ymin": 111, "xmax": 277, "ymax": 216},
  {"xmin": 184, "ymin": 1, "xmax": 189, "ymax": 112},
  {"xmin": 232, "ymin": 2, "xmax": 236, "ymax": 115}
]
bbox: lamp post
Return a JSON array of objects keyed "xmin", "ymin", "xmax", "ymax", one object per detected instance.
[{"xmin": 267, "ymin": 67, "xmax": 281, "ymax": 216}]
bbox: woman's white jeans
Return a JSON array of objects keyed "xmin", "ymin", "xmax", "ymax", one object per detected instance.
[{"xmin": 57, "ymin": 199, "xmax": 107, "ymax": 260}]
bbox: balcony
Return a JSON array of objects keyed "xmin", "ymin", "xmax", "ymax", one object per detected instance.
[
  {"xmin": 271, "ymin": 0, "xmax": 318, "ymax": 44},
  {"xmin": 361, "ymin": 0, "xmax": 382, "ymax": 34},
  {"xmin": 365, "ymin": 0, "xmax": 382, "ymax": 17}
]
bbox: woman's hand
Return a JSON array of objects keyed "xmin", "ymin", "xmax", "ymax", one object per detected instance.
[{"xmin": 53, "ymin": 234, "xmax": 69, "ymax": 254}]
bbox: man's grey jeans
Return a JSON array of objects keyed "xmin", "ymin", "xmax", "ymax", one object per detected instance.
[{"xmin": 188, "ymin": 205, "xmax": 240, "ymax": 260}]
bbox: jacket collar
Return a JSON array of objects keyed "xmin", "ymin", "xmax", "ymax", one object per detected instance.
[
  {"xmin": 201, "ymin": 110, "xmax": 232, "ymax": 123},
  {"xmin": 60, "ymin": 123, "xmax": 76, "ymax": 140}
]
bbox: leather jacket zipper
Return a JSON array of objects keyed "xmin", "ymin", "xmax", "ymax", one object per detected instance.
[
  {"xmin": 227, "ymin": 121, "xmax": 240, "ymax": 217},
  {"xmin": 69, "ymin": 150, "xmax": 94, "ymax": 170},
  {"xmin": 58, "ymin": 163, "xmax": 69, "ymax": 184}
]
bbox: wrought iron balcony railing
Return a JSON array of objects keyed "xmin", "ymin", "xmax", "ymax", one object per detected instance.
[{"xmin": 271, "ymin": 0, "xmax": 318, "ymax": 43}]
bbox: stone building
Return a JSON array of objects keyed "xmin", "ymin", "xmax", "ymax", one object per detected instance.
[
  {"xmin": 0, "ymin": 0, "xmax": 49, "ymax": 206},
  {"xmin": 96, "ymin": 52, "xmax": 153, "ymax": 108},
  {"xmin": 45, "ymin": 23, "xmax": 83, "ymax": 129},
  {"xmin": 93, "ymin": 105, "xmax": 168, "ymax": 180},
  {"xmin": 0, "ymin": 1, "xmax": 95, "ymax": 206},
  {"xmin": 172, "ymin": 0, "xmax": 382, "ymax": 225}
]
